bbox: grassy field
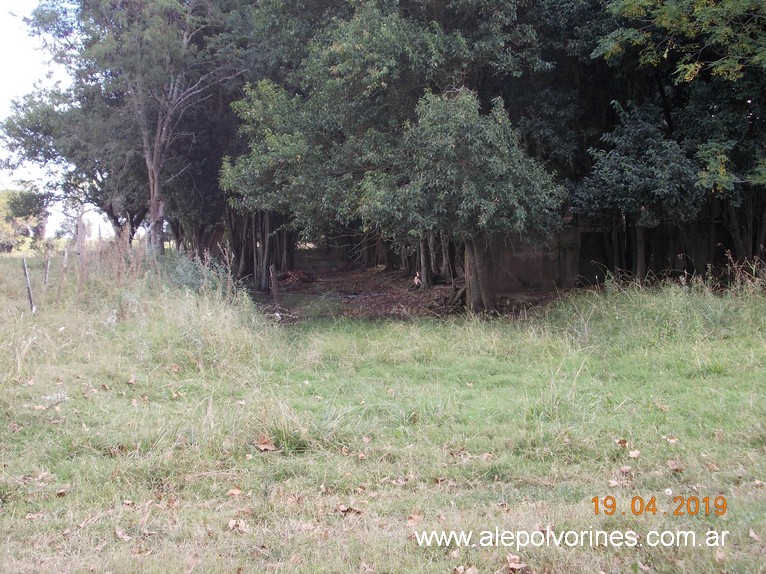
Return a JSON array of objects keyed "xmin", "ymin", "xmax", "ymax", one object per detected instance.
[{"xmin": 1, "ymin": 248, "xmax": 765, "ymax": 573}]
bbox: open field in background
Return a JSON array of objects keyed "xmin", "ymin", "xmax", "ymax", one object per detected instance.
[{"xmin": 1, "ymin": 249, "xmax": 765, "ymax": 573}]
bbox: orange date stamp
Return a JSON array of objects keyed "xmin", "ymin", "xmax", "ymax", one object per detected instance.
[{"xmin": 592, "ymin": 495, "xmax": 728, "ymax": 517}]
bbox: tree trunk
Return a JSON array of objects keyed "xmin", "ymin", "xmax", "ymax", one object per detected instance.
[
  {"xmin": 471, "ymin": 236, "xmax": 495, "ymax": 312},
  {"xmin": 419, "ymin": 236, "xmax": 432, "ymax": 288},
  {"xmin": 612, "ymin": 212, "xmax": 624, "ymax": 274},
  {"xmin": 464, "ymin": 240, "xmax": 482, "ymax": 312},
  {"xmin": 723, "ymin": 201, "xmax": 750, "ymax": 262},
  {"xmin": 757, "ymin": 201, "xmax": 766, "ymax": 259},
  {"xmin": 635, "ymin": 224, "xmax": 647, "ymax": 280},
  {"xmin": 440, "ymin": 233, "xmax": 453, "ymax": 279},
  {"xmin": 259, "ymin": 212, "xmax": 272, "ymax": 293},
  {"xmin": 146, "ymin": 171, "xmax": 166, "ymax": 251}
]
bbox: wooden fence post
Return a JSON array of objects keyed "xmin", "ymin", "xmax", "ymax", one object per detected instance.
[{"xmin": 22, "ymin": 258, "xmax": 37, "ymax": 315}]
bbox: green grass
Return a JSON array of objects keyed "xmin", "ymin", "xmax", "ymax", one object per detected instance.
[{"xmin": 1, "ymin": 250, "xmax": 764, "ymax": 573}]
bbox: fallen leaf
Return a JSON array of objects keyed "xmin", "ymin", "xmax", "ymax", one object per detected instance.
[
  {"xmin": 226, "ymin": 487, "xmax": 242, "ymax": 497},
  {"xmin": 123, "ymin": 500, "xmax": 135, "ymax": 507},
  {"xmin": 362, "ymin": 436, "xmax": 371, "ymax": 444},
  {"xmin": 668, "ymin": 460, "xmax": 684, "ymax": 473},
  {"xmin": 56, "ymin": 488, "xmax": 68, "ymax": 497},
  {"xmin": 255, "ymin": 434, "xmax": 277, "ymax": 452},
  {"xmin": 227, "ymin": 519, "xmax": 250, "ymax": 534},
  {"xmin": 407, "ymin": 513, "xmax": 423, "ymax": 526},
  {"xmin": 466, "ymin": 567, "xmax": 479, "ymax": 574},
  {"xmin": 535, "ymin": 524, "xmax": 555, "ymax": 536},
  {"xmin": 619, "ymin": 465, "xmax": 632, "ymax": 475},
  {"xmin": 713, "ymin": 429, "xmax": 724, "ymax": 441},
  {"xmin": 749, "ymin": 529, "xmax": 760, "ymax": 542},
  {"xmin": 506, "ymin": 554, "xmax": 527, "ymax": 570},
  {"xmin": 615, "ymin": 438, "xmax": 629, "ymax": 448},
  {"xmin": 629, "ymin": 450, "xmax": 640, "ymax": 458},
  {"xmin": 115, "ymin": 528, "xmax": 132, "ymax": 542},
  {"xmin": 337, "ymin": 504, "xmax": 362, "ymax": 516},
  {"xmin": 662, "ymin": 435, "xmax": 679, "ymax": 445}
]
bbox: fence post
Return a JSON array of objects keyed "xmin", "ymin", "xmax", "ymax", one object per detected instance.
[{"xmin": 22, "ymin": 258, "xmax": 37, "ymax": 315}]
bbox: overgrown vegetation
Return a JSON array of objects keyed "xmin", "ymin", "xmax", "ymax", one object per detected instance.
[
  {"xmin": 2, "ymin": 0, "xmax": 764, "ymax": 308},
  {"xmin": 1, "ymin": 250, "xmax": 764, "ymax": 573}
]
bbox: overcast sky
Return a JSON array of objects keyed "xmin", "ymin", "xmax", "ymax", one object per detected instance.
[{"xmin": 0, "ymin": 2, "xmax": 65, "ymax": 189}]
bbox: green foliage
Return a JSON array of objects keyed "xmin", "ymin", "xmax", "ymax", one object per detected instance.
[
  {"xmin": 401, "ymin": 89, "xmax": 565, "ymax": 239},
  {"xmin": 574, "ymin": 103, "xmax": 700, "ymax": 226},
  {"xmin": 1, "ymin": 85, "xmax": 148, "ymax": 236},
  {"xmin": 6, "ymin": 189, "xmax": 54, "ymax": 221},
  {"xmin": 0, "ymin": 192, "xmax": 20, "ymax": 252},
  {"xmin": 597, "ymin": 0, "xmax": 766, "ymax": 81},
  {"xmin": 676, "ymin": 76, "xmax": 766, "ymax": 203}
]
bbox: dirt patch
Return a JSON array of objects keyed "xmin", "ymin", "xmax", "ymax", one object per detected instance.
[
  {"xmin": 267, "ymin": 265, "xmax": 557, "ymax": 320},
  {"xmin": 276, "ymin": 267, "xmax": 454, "ymax": 319}
]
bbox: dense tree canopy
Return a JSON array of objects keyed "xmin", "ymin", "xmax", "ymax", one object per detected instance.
[{"xmin": 2, "ymin": 0, "xmax": 765, "ymax": 305}]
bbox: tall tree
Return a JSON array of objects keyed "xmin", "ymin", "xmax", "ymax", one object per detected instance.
[
  {"xmin": 1, "ymin": 86, "xmax": 149, "ymax": 240},
  {"xmin": 573, "ymin": 104, "xmax": 700, "ymax": 277},
  {"xmin": 402, "ymin": 89, "xmax": 564, "ymax": 310},
  {"xmin": 27, "ymin": 0, "xmax": 246, "ymax": 250}
]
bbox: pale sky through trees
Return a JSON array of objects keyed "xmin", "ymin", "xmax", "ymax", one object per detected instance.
[
  {"xmin": 0, "ymin": 3, "xmax": 108, "ymax": 236},
  {"xmin": 0, "ymin": 1, "xmax": 65, "ymax": 189}
]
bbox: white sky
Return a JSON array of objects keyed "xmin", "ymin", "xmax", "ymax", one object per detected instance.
[
  {"xmin": 0, "ymin": 1, "xmax": 57, "ymax": 189},
  {"xmin": 0, "ymin": 2, "xmax": 111, "ymax": 237}
]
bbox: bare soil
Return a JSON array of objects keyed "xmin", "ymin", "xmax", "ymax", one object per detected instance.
[{"xmin": 272, "ymin": 262, "xmax": 557, "ymax": 320}]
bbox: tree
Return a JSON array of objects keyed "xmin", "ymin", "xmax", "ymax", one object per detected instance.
[
  {"xmin": 591, "ymin": 0, "xmax": 766, "ymax": 264},
  {"xmin": 27, "ymin": 0, "xmax": 248, "ymax": 250},
  {"xmin": 0, "ymin": 189, "xmax": 54, "ymax": 251},
  {"xmin": 596, "ymin": 0, "xmax": 766, "ymax": 82},
  {"xmin": 573, "ymin": 104, "xmax": 700, "ymax": 277},
  {"xmin": 402, "ymin": 89, "xmax": 565, "ymax": 310},
  {"xmin": 1, "ymin": 86, "xmax": 149, "ymax": 241}
]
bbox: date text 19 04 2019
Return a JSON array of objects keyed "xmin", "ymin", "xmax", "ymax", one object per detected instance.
[{"xmin": 592, "ymin": 496, "xmax": 727, "ymax": 516}]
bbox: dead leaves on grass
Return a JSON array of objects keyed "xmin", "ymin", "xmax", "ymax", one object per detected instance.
[
  {"xmin": 227, "ymin": 519, "xmax": 250, "ymax": 534},
  {"xmin": 667, "ymin": 459, "xmax": 685, "ymax": 473},
  {"xmin": 255, "ymin": 434, "xmax": 278, "ymax": 452},
  {"xmin": 336, "ymin": 504, "xmax": 362, "ymax": 516},
  {"xmin": 454, "ymin": 554, "xmax": 528, "ymax": 574}
]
